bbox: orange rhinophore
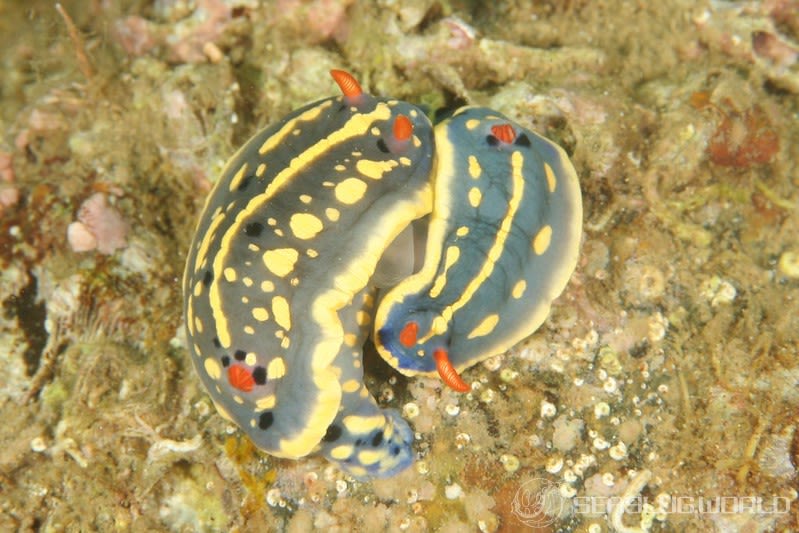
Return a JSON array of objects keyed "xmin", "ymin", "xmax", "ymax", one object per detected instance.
[
  {"xmin": 434, "ymin": 348, "xmax": 471, "ymax": 393},
  {"xmin": 330, "ymin": 69, "xmax": 363, "ymax": 99}
]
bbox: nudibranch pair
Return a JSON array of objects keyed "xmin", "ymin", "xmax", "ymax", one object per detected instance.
[{"xmin": 183, "ymin": 70, "xmax": 582, "ymax": 478}]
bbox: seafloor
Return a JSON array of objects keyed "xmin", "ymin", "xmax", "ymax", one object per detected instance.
[{"xmin": 1, "ymin": 1, "xmax": 797, "ymax": 532}]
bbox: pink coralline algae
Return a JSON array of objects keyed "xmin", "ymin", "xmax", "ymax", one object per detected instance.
[
  {"xmin": 752, "ymin": 30, "xmax": 798, "ymax": 68},
  {"xmin": 708, "ymin": 101, "xmax": 780, "ymax": 168},
  {"xmin": 273, "ymin": 0, "xmax": 355, "ymax": 43},
  {"xmin": 67, "ymin": 192, "xmax": 129, "ymax": 255},
  {"xmin": 113, "ymin": 0, "xmax": 233, "ymax": 63},
  {"xmin": 0, "ymin": 152, "xmax": 18, "ymax": 213}
]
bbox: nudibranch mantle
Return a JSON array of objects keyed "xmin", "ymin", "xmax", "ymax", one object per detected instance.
[
  {"xmin": 183, "ymin": 70, "xmax": 433, "ymax": 478},
  {"xmin": 374, "ymin": 106, "xmax": 582, "ymax": 382}
]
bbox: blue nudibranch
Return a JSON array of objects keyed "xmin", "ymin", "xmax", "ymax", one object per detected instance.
[
  {"xmin": 375, "ymin": 107, "xmax": 583, "ymax": 389},
  {"xmin": 183, "ymin": 70, "xmax": 582, "ymax": 478}
]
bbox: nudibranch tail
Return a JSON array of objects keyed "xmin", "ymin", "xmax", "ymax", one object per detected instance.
[
  {"xmin": 434, "ymin": 348, "xmax": 471, "ymax": 393},
  {"xmin": 319, "ymin": 404, "xmax": 414, "ymax": 479},
  {"xmin": 317, "ymin": 288, "xmax": 415, "ymax": 478}
]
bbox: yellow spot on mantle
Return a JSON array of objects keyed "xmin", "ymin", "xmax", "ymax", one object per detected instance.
[
  {"xmin": 204, "ymin": 358, "xmax": 221, "ymax": 380},
  {"xmin": 261, "ymin": 280, "xmax": 275, "ymax": 292},
  {"xmin": 228, "ymin": 163, "xmax": 249, "ymax": 192},
  {"xmin": 533, "ymin": 225, "xmax": 552, "ymax": 255},
  {"xmin": 342, "ymin": 379, "xmax": 360, "ymax": 393},
  {"xmin": 467, "ymin": 313, "xmax": 500, "ymax": 339},
  {"xmin": 358, "ymin": 449, "xmax": 383, "ymax": 465},
  {"xmin": 267, "ymin": 357, "xmax": 286, "ymax": 379},
  {"xmin": 468, "ymin": 187, "xmax": 482, "ymax": 207},
  {"xmin": 263, "ymin": 248, "xmax": 299, "ymax": 277},
  {"xmin": 356, "ymin": 310, "xmax": 371, "ymax": 326},
  {"xmin": 290, "ymin": 213, "xmax": 324, "ymax": 240},
  {"xmin": 356, "ymin": 159, "xmax": 397, "ymax": 180},
  {"xmin": 256, "ymin": 395, "xmax": 276, "ymax": 410},
  {"xmin": 186, "ymin": 301, "xmax": 195, "ymax": 335},
  {"xmin": 544, "ymin": 162, "xmax": 557, "ymax": 193},
  {"xmin": 325, "ymin": 207, "xmax": 340, "ymax": 221},
  {"xmin": 330, "ymin": 445, "xmax": 354, "ymax": 460},
  {"xmin": 335, "ymin": 177, "xmax": 368, "ymax": 204},
  {"xmin": 272, "ymin": 296, "xmax": 291, "ymax": 330},
  {"xmin": 431, "ymin": 315, "xmax": 448, "ymax": 336},
  {"xmin": 343, "ymin": 414, "xmax": 385, "ymax": 434},
  {"xmin": 468, "ymin": 155, "xmax": 481, "ymax": 179},
  {"xmin": 512, "ymin": 280, "xmax": 527, "ymax": 299},
  {"xmin": 252, "ymin": 307, "xmax": 269, "ymax": 321}
]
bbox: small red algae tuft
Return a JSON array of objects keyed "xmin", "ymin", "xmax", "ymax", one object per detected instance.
[
  {"xmin": 276, "ymin": 0, "xmax": 355, "ymax": 44},
  {"xmin": 112, "ymin": 0, "xmax": 234, "ymax": 63},
  {"xmin": 703, "ymin": 98, "xmax": 779, "ymax": 168},
  {"xmin": 113, "ymin": 16, "xmax": 157, "ymax": 57},
  {"xmin": 443, "ymin": 16, "xmax": 477, "ymax": 50},
  {"xmin": 752, "ymin": 30, "xmax": 799, "ymax": 68}
]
